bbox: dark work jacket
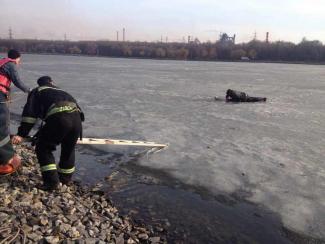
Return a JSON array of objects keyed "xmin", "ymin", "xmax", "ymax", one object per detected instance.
[
  {"xmin": 17, "ymin": 83, "xmax": 83, "ymax": 137},
  {"xmin": 226, "ymin": 89, "xmax": 247, "ymax": 102}
]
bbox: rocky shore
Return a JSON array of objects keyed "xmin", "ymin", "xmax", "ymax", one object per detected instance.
[{"xmin": 0, "ymin": 144, "xmax": 165, "ymax": 243}]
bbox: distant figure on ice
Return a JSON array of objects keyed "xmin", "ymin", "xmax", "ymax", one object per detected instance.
[{"xmin": 215, "ymin": 89, "xmax": 267, "ymax": 102}]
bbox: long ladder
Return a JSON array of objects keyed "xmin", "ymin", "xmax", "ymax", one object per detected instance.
[{"xmin": 77, "ymin": 137, "xmax": 168, "ymax": 148}]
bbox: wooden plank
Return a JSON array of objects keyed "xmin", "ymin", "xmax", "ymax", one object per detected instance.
[
  {"xmin": 77, "ymin": 138, "xmax": 168, "ymax": 148},
  {"xmin": 19, "ymin": 136, "xmax": 168, "ymax": 148}
]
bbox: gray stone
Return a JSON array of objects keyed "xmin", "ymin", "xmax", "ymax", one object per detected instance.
[
  {"xmin": 115, "ymin": 233, "xmax": 125, "ymax": 244},
  {"xmin": 33, "ymin": 201, "xmax": 43, "ymax": 209},
  {"xmin": 84, "ymin": 238, "xmax": 97, "ymax": 243},
  {"xmin": 22, "ymin": 224, "xmax": 33, "ymax": 233},
  {"xmin": 88, "ymin": 229, "xmax": 95, "ymax": 237},
  {"xmin": 59, "ymin": 223, "xmax": 72, "ymax": 234},
  {"xmin": 127, "ymin": 238, "xmax": 137, "ymax": 244},
  {"xmin": 66, "ymin": 214, "xmax": 78, "ymax": 222},
  {"xmin": 40, "ymin": 216, "xmax": 49, "ymax": 226},
  {"xmin": 32, "ymin": 225, "xmax": 40, "ymax": 231},
  {"xmin": 138, "ymin": 233, "xmax": 149, "ymax": 240},
  {"xmin": 68, "ymin": 226, "xmax": 80, "ymax": 239},
  {"xmin": 27, "ymin": 232, "xmax": 41, "ymax": 241},
  {"xmin": 45, "ymin": 236, "xmax": 60, "ymax": 243},
  {"xmin": 149, "ymin": 236, "xmax": 161, "ymax": 243}
]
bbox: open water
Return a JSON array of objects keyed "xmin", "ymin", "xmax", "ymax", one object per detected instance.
[{"xmin": 8, "ymin": 54, "xmax": 325, "ymax": 243}]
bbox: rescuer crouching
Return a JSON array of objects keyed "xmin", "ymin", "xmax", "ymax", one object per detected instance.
[{"xmin": 12, "ymin": 76, "xmax": 84, "ymax": 191}]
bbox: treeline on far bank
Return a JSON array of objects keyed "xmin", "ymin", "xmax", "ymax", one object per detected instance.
[{"xmin": 1, "ymin": 38, "xmax": 325, "ymax": 63}]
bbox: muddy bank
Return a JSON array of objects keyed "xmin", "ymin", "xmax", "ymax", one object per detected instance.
[
  {"xmin": 0, "ymin": 144, "xmax": 165, "ymax": 243},
  {"xmin": 102, "ymin": 162, "xmax": 325, "ymax": 244}
]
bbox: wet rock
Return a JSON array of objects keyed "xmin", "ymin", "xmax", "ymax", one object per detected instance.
[
  {"xmin": 155, "ymin": 226, "xmax": 164, "ymax": 232},
  {"xmin": 149, "ymin": 236, "xmax": 161, "ymax": 243}
]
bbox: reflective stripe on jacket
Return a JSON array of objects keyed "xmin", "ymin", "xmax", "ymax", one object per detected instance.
[
  {"xmin": 17, "ymin": 84, "xmax": 82, "ymax": 138},
  {"xmin": 45, "ymin": 102, "xmax": 79, "ymax": 120}
]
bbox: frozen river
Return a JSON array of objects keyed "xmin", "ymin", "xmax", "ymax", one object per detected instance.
[{"xmin": 8, "ymin": 54, "xmax": 325, "ymax": 243}]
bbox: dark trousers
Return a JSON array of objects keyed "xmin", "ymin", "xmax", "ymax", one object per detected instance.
[
  {"xmin": 228, "ymin": 95, "xmax": 266, "ymax": 102},
  {"xmin": 0, "ymin": 93, "xmax": 14, "ymax": 164},
  {"xmin": 245, "ymin": 96, "xmax": 266, "ymax": 102},
  {"xmin": 35, "ymin": 111, "xmax": 82, "ymax": 186}
]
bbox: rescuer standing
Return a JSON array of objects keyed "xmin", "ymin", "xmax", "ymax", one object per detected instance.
[{"xmin": 0, "ymin": 49, "xmax": 30, "ymax": 175}]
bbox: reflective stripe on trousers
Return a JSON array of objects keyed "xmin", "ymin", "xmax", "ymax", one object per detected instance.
[
  {"xmin": 0, "ymin": 135, "xmax": 10, "ymax": 147},
  {"xmin": 40, "ymin": 164, "xmax": 57, "ymax": 172},
  {"xmin": 58, "ymin": 166, "xmax": 75, "ymax": 174}
]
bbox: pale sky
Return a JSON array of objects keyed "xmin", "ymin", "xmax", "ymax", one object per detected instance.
[{"xmin": 1, "ymin": 0, "xmax": 325, "ymax": 43}]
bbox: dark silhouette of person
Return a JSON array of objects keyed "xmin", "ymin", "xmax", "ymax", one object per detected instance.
[{"xmin": 221, "ymin": 89, "xmax": 267, "ymax": 102}]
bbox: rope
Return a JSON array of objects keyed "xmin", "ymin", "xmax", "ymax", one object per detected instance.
[{"xmin": 0, "ymin": 226, "xmax": 23, "ymax": 244}]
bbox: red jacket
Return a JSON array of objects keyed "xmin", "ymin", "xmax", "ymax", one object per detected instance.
[{"xmin": 0, "ymin": 58, "xmax": 18, "ymax": 94}]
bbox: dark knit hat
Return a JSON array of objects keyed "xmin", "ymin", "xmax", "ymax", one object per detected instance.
[
  {"xmin": 37, "ymin": 76, "xmax": 53, "ymax": 86},
  {"xmin": 7, "ymin": 49, "xmax": 21, "ymax": 59}
]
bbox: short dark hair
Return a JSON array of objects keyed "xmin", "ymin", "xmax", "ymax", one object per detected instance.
[
  {"xmin": 7, "ymin": 49, "xmax": 21, "ymax": 59},
  {"xmin": 37, "ymin": 76, "xmax": 53, "ymax": 86}
]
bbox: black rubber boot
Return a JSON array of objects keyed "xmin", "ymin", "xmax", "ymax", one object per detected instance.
[
  {"xmin": 41, "ymin": 171, "xmax": 60, "ymax": 191},
  {"xmin": 59, "ymin": 173, "xmax": 73, "ymax": 185}
]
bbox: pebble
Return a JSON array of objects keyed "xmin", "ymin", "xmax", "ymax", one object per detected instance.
[
  {"xmin": 0, "ymin": 145, "xmax": 165, "ymax": 243},
  {"xmin": 150, "ymin": 236, "xmax": 161, "ymax": 243},
  {"xmin": 45, "ymin": 236, "xmax": 60, "ymax": 243},
  {"xmin": 138, "ymin": 233, "xmax": 149, "ymax": 240}
]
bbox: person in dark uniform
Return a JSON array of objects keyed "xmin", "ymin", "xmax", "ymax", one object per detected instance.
[
  {"xmin": 224, "ymin": 89, "xmax": 267, "ymax": 102},
  {"xmin": 0, "ymin": 49, "xmax": 30, "ymax": 175},
  {"xmin": 12, "ymin": 76, "xmax": 84, "ymax": 190}
]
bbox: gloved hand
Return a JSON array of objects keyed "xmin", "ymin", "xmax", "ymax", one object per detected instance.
[
  {"xmin": 11, "ymin": 135, "xmax": 23, "ymax": 144},
  {"xmin": 80, "ymin": 112, "xmax": 85, "ymax": 122}
]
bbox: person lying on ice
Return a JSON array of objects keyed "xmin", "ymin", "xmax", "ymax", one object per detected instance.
[
  {"xmin": 0, "ymin": 49, "xmax": 30, "ymax": 175},
  {"xmin": 215, "ymin": 89, "xmax": 267, "ymax": 102},
  {"xmin": 12, "ymin": 76, "xmax": 84, "ymax": 191}
]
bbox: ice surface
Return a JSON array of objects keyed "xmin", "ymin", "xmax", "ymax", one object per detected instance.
[{"xmin": 9, "ymin": 54, "xmax": 325, "ymax": 239}]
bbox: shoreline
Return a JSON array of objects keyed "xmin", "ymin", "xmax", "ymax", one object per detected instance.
[
  {"xmin": 105, "ymin": 162, "xmax": 325, "ymax": 244},
  {"xmin": 0, "ymin": 144, "xmax": 165, "ymax": 243},
  {"xmin": 6, "ymin": 52, "xmax": 325, "ymax": 66}
]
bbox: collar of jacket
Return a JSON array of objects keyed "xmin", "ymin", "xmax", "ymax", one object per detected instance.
[{"xmin": 38, "ymin": 85, "xmax": 62, "ymax": 92}]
